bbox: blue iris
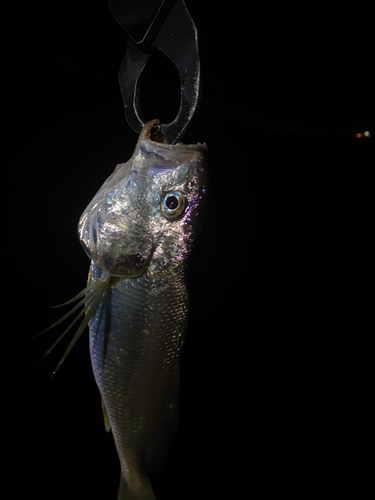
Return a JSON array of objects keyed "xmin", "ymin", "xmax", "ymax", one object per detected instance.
[{"xmin": 161, "ymin": 191, "xmax": 186, "ymax": 219}]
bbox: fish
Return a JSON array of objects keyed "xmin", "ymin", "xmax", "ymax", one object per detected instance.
[{"xmin": 41, "ymin": 119, "xmax": 207, "ymax": 499}]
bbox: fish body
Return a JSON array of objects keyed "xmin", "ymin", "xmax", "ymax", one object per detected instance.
[{"xmin": 78, "ymin": 120, "xmax": 206, "ymax": 499}]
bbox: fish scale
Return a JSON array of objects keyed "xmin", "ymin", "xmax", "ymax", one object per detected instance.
[
  {"xmin": 75, "ymin": 119, "xmax": 207, "ymax": 499},
  {"xmin": 89, "ymin": 262, "xmax": 188, "ymax": 495},
  {"xmin": 39, "ymin": 120, "xmax": 205, "ymax": 499}
]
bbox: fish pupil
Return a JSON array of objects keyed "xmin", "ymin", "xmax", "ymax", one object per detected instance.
[{"xmin": 166, "ymin": 195, "xmax": 178, "ymax": 210}]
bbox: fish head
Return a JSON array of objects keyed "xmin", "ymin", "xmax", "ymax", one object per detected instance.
[{"xmin": 78, "ymin": 119, "xmax": 207, "ymax": 278}]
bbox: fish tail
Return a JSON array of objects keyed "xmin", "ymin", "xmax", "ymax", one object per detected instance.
[{"xmin": 118, "ymin": 473, "xmax": 155, "ymax": 500}]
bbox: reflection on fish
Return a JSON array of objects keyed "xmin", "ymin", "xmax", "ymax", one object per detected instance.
[{"xmin": 41, "ymin": 119, "xmax": 207, "ymax": 499}]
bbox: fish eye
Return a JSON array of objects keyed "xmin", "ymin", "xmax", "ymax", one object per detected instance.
[{"xmin": 161, "ymin": 191, "xmax": 186, "ymax": 220}]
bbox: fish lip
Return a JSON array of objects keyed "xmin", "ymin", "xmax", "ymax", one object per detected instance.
[
  {"xmin": 148, "ymin": 141, "xmax": 208, "ymax": 153},
  {"xmin": 139, "ymin": 119, "xmax": 207, "ymax": 153}
]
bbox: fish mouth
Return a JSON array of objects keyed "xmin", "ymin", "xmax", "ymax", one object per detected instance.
[
  {"xmin": 139, "ymin": 118, "xmax": 208, "ymax": 152},
  {"xmin": 162, "ymin": 141, "xmax": 208, "ymax": 152},
  {"xmin": 110, "ymin": 250, "xmax": 155, "ymax": 278}
]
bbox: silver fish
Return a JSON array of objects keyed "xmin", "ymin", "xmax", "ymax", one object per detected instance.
[{"xmin": 43, "ymin": 119, "xmax": 207, "ymax": 499}]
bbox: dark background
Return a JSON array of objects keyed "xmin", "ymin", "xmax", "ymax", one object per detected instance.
[{"xmin": 3, "ymin": 1, "xmax": 372, "ymax": 499}]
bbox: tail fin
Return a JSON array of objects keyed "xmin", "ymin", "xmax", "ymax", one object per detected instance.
[{"xmin": 118, "ymin": 473, "xmax": 156, "ymax": 500}]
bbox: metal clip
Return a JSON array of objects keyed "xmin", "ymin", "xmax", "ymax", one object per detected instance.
[{"xmin": 108, "ymin": 0, "xmax": 201, "ymax": 143}]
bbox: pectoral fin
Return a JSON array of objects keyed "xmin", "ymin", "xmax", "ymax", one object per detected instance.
[{"xmin": 102, "ymin": 397, "xmax": 111, "ymax": 432}]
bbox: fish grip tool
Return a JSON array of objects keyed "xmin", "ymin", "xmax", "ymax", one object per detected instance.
[{"xmin": 108, "ymin": 0, "xmax": 201, "ymax": 144}]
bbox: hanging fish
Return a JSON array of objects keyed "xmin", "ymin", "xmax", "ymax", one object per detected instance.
[{"xmin": 40, "ymin": 119, "xmax": 207, "ymax": 499}]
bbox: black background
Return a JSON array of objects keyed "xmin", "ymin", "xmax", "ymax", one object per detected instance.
[{"xmin": 3, "ymin": 1, "xmax": 372, "ymax": 499}]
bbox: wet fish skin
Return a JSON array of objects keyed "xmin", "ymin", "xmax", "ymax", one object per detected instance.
[{"xmin": 78, "ymin": 120, "xmax": 207, "ymax": 499}]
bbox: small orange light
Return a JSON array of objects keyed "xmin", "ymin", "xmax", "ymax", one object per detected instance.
[{"xmin": 354, "ymin": 133, "xmax": 362, "ymax": 138}]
